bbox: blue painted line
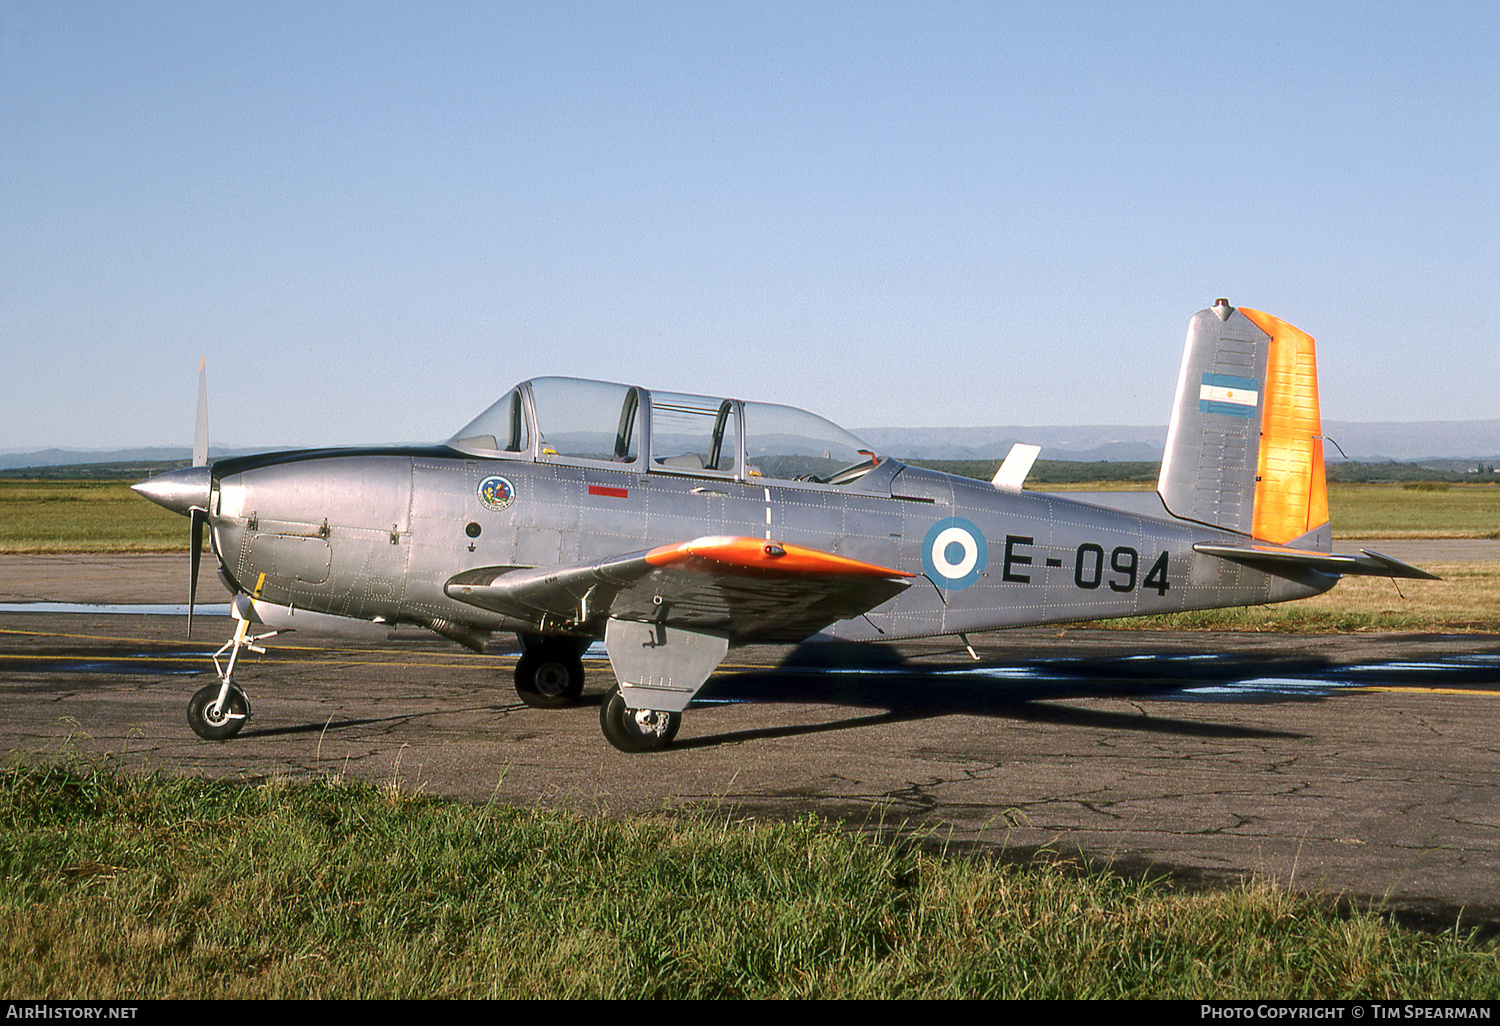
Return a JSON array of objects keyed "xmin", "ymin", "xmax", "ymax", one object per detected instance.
[
  {"xmin": 1199, "ymin": 399, "xmax": 1255, "ymax": 418},
  {"xmin": 1202, "ymin": 373, "xmax": 1259, "ymax": 391}
]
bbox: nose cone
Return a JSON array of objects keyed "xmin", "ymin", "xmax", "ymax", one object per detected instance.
[{"xmin": 132, "ymin": 465, "xmax": 212, "ymax": 517}]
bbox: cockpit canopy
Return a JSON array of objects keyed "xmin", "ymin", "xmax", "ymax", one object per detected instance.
[{"xmin": 449, "ymin": 377, "xmax": 885, "ymax": 487}]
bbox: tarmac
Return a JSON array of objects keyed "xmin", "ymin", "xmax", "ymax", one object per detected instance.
[{"xmin": 2, "ymin": 547, "xmax": 1498, "ymax": 936}]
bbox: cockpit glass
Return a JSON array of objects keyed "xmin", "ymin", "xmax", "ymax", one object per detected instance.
[
  {"xmin": 529, "ymin": 377, "xmax": 639, "ymax": 463},
  {"xmin": 742, "ymin": 401, "xmax": 878, "ymax": 485},
  {"xmin": 449, "ymin": 386, "xmax": 528, "ymax": 454},
  {"xmin": 649, "ymin": 392, "xmax": 738, "ymax": 473},
  {"xmin": 450, "ymin": 378, "xmax": 879, "ymax": 484}
]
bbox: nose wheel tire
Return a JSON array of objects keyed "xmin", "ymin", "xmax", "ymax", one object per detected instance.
[
  {"xmin": 599, "ymin": 686, "xmax": 680, "ymax": 753},
  {"xmin": 515, "ymin": 649, "xmax": 585, "ymax": 708},
  {"xmin": 188, "ymin": 684, "xmax": 250, "ymax": 741}
]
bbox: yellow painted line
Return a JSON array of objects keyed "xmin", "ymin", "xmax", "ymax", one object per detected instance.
[
  {"xmin": 1, "ymin": 629, "xmax": 774, "ymax": 668},
  {"xmin": 265, "ymin": 659, "xmax": 515, "ymax": 671},
  {"xmin": 0, "ymin": 655, "xmax": 511, "ymax": 675},
  {"xmin": 0, "ymin": 654, "xmax": 206, "ymax": 664},
  {"xmin": 1355, "ymin": 686, "xmax": 1500, "ymax": 697},
  {"xmin": 0, "ymin": 626, "xmax": 190, "ymax": 645},
  {"xmin": 0, "ymin": 653, "xmax": 516, "ymax": 669},
  {"xmin": 0, "ymin": 626, "xmax": 512, "ymax": 657}
]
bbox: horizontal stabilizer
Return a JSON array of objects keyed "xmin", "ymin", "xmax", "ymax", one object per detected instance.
[{"xmin": 1193, "ymin": 542, "xmax": 1439, "ymax": 580}]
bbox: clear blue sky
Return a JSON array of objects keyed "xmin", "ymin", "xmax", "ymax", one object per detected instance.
[{"xmin": 3, "ymin": 1, "xmax": 1495, "ymax": 450}]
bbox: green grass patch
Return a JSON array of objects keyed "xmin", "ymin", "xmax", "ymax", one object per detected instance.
[
  {"xmin": 2, "ymin": 761, "xmax": 1496, "ymax": 999},
  {"xmin": 1327, "ymin": 484, "xmax": 1500, "ymax": 538},
  {"xmin": 1102, "ymin": 562, "xmax": 1500, "ymax": 633},
  {"xmin": 0, "ymin": 480, "xmax": 196, "ymax": 553},
  {"xmin": 914, "ymin": 459, "xmax": 1500, "ymax": 487},
  {"xmin": 1039, "ymin": 482, "xmax": 1500, "ymax": 540}
]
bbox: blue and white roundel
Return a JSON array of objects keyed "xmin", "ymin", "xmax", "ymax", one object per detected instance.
[{"xmin": 922, "ymin": 517, "xmax": 988, "ymax": 590}]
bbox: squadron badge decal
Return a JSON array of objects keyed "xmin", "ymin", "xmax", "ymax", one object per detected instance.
[{"xmin": 478, "ymin": 475, "xmax": 516, "ymax": 512}]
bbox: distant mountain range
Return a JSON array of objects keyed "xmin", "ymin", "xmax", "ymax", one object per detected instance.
[
  {"xmin": 0, "ymin": 445, "xmax": 273, "ymax": 472},
  {"xmin": 3, "ymin": 419, "xmax": 1498, "ymax": 471},
  {"xmin": 856, "ymin": 420, "xmax": 1500, "ymax": 464}
]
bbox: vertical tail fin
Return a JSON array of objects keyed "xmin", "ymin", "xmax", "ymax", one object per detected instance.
[{"xmin": 1157, "ymin": 300, "xmax": 1330, "ymax": 548}]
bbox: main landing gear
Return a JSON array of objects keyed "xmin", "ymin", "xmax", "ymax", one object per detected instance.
[
  {"xmin": 513, "ymin": 635, "xmax": 589, "ymax": 708},
  {"xmin": 512, "ymin": 634, "xmax": 680, "ymax": 752},
  {"xmin": 599, "ymin": 685, "xmax": 680, "ymax": 753}
]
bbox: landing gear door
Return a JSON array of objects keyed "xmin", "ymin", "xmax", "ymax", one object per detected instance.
[{"xmin": 604, "ymin": 618, "xmax": 729, "ymax": 713}]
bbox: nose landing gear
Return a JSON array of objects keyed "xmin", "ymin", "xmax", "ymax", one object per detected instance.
[
  {"xmin": 188, "ymin": 577, "xmax": 277, "ymax": 741},
  {"xmin": 187, "ymin": 682, "xmax": 251, "ymax": 741}
]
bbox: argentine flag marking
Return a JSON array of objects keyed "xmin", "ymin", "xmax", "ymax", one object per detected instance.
[{"xmin": 1199, "ymin": 373, "xmax": 1258, "ymax": 417}]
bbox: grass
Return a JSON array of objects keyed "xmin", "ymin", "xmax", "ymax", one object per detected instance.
[
  {"xmin": 1112, "ymin": 562, "xmax": 1500, "ymax": 633},
  {"xmin": 2, "ymin": 760, "xmax": 1496, "ymax": 999},
  {"xmin": 1040, "ymin": 482, "xmax": 1500, "ymax": 538},
  {"xmin": 0, "ymin": 480, "xmax": 194, "ymax": 553},
  {"xmin": 913, "ymin": 459, "xmax": 1500, "ymax": 487},
  {"xmin": 1327, "ymin": 484, "xmax": 1500, "ymax": 538}
]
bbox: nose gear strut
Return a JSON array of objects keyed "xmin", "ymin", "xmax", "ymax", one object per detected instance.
[{"xmin": 188, "ymin": 573, "xmax": 277, "ymax": 741}]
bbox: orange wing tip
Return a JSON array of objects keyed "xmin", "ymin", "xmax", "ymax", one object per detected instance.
[{"xmin": 646, "ymin": 535, "xmax": 913, "ymax": 578}]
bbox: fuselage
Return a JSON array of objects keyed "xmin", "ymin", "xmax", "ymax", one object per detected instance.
[{"xmin": 202, "ymin": 445, "xmax": 1333, "ymax": 646}]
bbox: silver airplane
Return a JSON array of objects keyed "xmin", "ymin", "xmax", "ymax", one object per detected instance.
[{"xmin": 133, "ymin": 301, "xmax": 1435, "ymax": 752}]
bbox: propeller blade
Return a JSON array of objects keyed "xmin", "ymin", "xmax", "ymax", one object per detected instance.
[
  {"xmin": 194, "ymin": 358, "xmax": 209, "ymax": 467},
  {"xmin": 189, "ymin": 508, "xmax": 205, "ymax": 638},
  {"xmin": 190, "ymin": 358, "xmax": 208, "ymax": 637}
]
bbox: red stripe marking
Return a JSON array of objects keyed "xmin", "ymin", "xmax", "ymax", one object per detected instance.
[{"xmin": 588, "ymin": 485, "xmax": 629, "ymax": 498}]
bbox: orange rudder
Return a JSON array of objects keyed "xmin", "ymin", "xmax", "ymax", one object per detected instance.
[{"xmin": 1240, "ymin": 309, "xmax": 1329, "ymax": 544}]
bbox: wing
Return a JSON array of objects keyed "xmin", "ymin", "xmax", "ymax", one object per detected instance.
[{"xmin": 445, "ymin": 535, "xmax": 914, "ymax": 643}]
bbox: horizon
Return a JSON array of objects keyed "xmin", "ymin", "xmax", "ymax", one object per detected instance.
[{"xmin": 5, "ymin": 415, "xmax": 1497, "ymax": 466}]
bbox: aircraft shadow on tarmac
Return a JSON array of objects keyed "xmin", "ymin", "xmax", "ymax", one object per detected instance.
[
  {"xmin": 188, "ymin": 633, "xmax": 1500, "ymax": 750},
  {"xmin": 659, "ymin": 638, "xmax": 1500, "ymax": 750},
  {"xmin": 15, "ymin": 627, "xmax": 1492, "ymax": 751}
]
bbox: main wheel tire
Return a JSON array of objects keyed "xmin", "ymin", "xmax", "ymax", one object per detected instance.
[
  {"xmin": 599, "ymin": 685, "xmax": 680, "ymax": 753},
  {"xmin": 187, "ymin": 684, "xmax": 249, "ymax": 741},
  {"xmin": 515, "ymin": 649, "xmax": 585, "ymax": 708}
]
